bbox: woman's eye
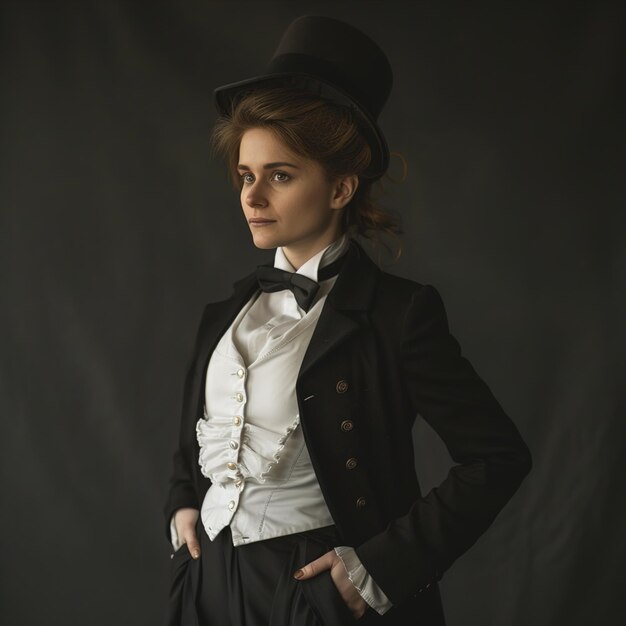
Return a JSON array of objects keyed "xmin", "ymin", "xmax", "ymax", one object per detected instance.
[{"xmin": 240, "ymin": 171, "xmax": 290, "ymax": 185}]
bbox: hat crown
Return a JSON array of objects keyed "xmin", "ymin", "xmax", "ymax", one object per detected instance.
[{"xmin": 268, "ymin": 15, "xmax": 393, "ymax": 120}]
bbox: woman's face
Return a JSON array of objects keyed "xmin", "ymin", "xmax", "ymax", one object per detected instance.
[{"xmin": 237, "ymin": 127, "xmax": 357, "ymax": 269}]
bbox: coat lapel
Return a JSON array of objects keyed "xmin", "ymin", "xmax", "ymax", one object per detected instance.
[{"xmin": 298, "ymin": 238, "xmax": 380, "ymax": 381}]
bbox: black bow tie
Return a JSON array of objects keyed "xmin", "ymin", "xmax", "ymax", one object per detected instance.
[{"xmin": 255, "ymin": 252, "xmax": 347, "ymax": 312}]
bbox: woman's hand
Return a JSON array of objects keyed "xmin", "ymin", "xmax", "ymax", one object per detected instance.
[
  {"xmin": 174, "ymin": 507, "xmax": 201, "ymax": 559},
  {"xmin": 294, "ymin": 549, "xmax": 368, "ymax": 619}
]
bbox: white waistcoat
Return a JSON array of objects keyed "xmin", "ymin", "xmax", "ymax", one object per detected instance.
[{"xmin": 195, "ymin": 238, "xmax": 349, "ymax": 546}]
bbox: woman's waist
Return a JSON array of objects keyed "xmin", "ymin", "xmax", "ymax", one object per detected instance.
[{"xmin": 201, "ymin": 478, "xmax": 336, "ymax": 546}]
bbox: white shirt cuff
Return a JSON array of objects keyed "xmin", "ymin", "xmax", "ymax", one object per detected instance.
[
  {"xmin": 170, "ymin": 515, "xmax": 181, "ymax": 551},
  {"xmin": 334, "ymin": 545, "xmax": 393, "ymax": 615}
]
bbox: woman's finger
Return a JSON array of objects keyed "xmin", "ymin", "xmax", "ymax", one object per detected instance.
[
  {"xmin": 174, "ymin": 508, "xmax": 201, "ymax": 559},
  {"xmin": 293, "ymin": 550, "xmax": 368, "ymax": 618},
  {"xmin": 183, "ymin": 529, "xmax": 201, "ymax": 559},
  {"xmin": 293, "ymin": 550, "xmax": 335, "ymax": 579}
]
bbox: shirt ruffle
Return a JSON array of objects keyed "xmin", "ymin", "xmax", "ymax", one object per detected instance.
[{"xmin": 196, "ymin": 412, "xmax": 301, "ymax": 485}]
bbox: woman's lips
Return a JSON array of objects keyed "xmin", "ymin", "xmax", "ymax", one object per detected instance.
[{"xmin": 249, "ymin": 219, "xmax": 276, "ymax": 226}]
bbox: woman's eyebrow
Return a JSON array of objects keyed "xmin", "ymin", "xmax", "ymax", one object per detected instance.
[{"xmin": 236, "ymin": 162, "xmax": 301, "ymax": 171}]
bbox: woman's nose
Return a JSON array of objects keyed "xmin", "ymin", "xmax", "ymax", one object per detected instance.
[{"xmin": 244, "ymin": 182, "xmax": 268, "ymax": 208}]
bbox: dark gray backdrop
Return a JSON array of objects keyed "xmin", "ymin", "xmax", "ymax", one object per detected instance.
[{"xmin": 1, "ymin": 1, "xmax": 624, "ymax": 625}]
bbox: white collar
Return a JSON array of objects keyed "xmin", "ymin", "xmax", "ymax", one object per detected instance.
[{"xmin": 273, "ymin": 233, "xmax": 349, "ymax": 282}]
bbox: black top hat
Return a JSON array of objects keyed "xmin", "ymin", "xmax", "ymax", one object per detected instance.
[{"xmin": 213, "ymin": 15, "xmax": 393, "ymax": 179}]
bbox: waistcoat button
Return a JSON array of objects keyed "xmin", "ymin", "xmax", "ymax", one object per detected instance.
[
  {"xmin": 340, "ymin": 420, "xmax": 354, "ymax": 432},
  {"xmin": 336, "ymin": 379, "xmax": 349, "ymax": 393},
  {"xmin": 356, "ymin": 497, "xmax": 367, "ymax": 508},
  {"xmin": 236, "ymin": 368, "xmax": 245, "ymax": 378},
  {"xmin": 345, "ymin": 457, "xmax": 358, "ymax": 470},
  {"xmin": 235, "ymin": 392, "xmax": 244, "ymax": 402},
  {"xmin": 227, "ymin": 462, "xmax": 237, "ymax": 470},
  {"xmin": 229, "ymin": 440, "xmax": 239, "ymax": 450},
  {"xmin": 233, "ymin": 416, "xmax": 242, "ymax": 426},
  {"xmin": 228, "ymin": 501, "xmax": 235, "ymax": 510}
]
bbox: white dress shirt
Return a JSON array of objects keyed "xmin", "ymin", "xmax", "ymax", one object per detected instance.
[{"xmin": 171, "ymin": 233, "xmax": 392, "ymax": 614}]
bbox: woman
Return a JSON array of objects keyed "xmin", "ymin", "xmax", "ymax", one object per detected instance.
[{"xmin": 164, "ymin": 15, "xmax": 532, "ymax": 626}]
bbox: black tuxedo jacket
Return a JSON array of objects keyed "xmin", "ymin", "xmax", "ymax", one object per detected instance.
[{"xmin": 164, "ymin": 237, "xmax": 532, "ymax": 618}]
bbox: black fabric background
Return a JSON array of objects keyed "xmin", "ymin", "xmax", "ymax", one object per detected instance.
[{"xmin": 1, "ymin": 1, "xmax": 624, "ymax": 625}]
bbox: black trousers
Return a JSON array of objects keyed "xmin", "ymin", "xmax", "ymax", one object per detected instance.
[{"xmin": 168, "ymin": 516, "xmax": 445, "ymax": 626}]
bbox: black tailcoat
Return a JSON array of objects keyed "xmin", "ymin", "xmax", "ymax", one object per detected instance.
[{"xmin": 164, "ymin": 237, "xmax": 532, "ymax": 621}]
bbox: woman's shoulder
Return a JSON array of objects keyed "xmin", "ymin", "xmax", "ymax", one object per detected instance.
[
  {"xmin": 351, "ymin": 238, "xmax": 432, "ymax": 299},
  {"xmin": 375, "ymin": 266, "xmax": 431, "ymax": 302},
  {"xmin": 371, "ymin": 266, "xmax": 450, "ymax": 328},
  {"xmin": 377, "ymin": 267, "xmax": 424, "ymax": 291}
]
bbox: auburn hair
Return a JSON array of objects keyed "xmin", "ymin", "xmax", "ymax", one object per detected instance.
[{"xmin": 210, "ymin": 85, "xmax": 404, "ymax": 262}]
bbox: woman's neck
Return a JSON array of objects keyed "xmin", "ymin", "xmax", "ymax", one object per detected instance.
[{"xmin": 282, "ymin": 232, "xmax": 345, "ymax": 270}]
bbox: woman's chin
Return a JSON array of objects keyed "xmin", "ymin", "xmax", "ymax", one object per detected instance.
[{"xmin": 250, "ymin": 233, "xmax": 279, "ymax": 250}]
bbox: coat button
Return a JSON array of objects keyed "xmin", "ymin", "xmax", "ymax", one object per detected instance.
[
  {"xmin": 336, "ymin": 379, "xmax": 349, "ymax": 393},
  {"xmin": 227, "ymin": 462, "xmax": 237, "ymax": 470},
  {"xmin": 340, "ymin": 419, "xmax": 354, "ymax": 432},
  {"xmin": 233, "ymin": 416, "xmax": 242, "ymax": 426},
  {"xmin": 356, "ymin": 497, "xmax": 367, "ymax": 508},
  {"xmin": 235, "ymin": 392, "xmax": 244, "ymax": 402},
  {"xmin": 228, "ymin": 500, "xmax": 235, "ymax": 510},
  {"xmin": 229, "ymin": 440, "xmax": 239, "ymax": 450},
  {"xmin": 236, "ymin": 368, "xmax": 245, "ymax": 378},
  {"xmin": 345, "ymin": 457, "xmax": 358, "ymax": 470}
]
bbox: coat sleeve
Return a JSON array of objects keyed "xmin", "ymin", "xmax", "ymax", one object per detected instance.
[
  {"xmin": 354, "ymin": 284, "xmax": 532, "ymax": 605},
  {"xmin": 162, "ymin": 305, "xmax": 209, "ymax": 542}
]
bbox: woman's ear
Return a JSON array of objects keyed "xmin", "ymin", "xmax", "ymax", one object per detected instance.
[{"xmin": 330, "ymin": 174, "xmax": 359, "ymax": 209}]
